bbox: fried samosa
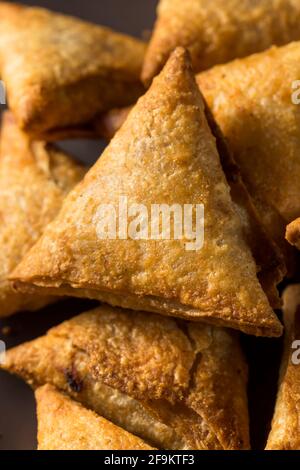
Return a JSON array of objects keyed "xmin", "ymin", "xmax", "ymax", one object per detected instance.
[
  {"xmin": 96, "ymin": 102, "xmax": 285, "ymax": 309},
  {"xmin": 0, "ymin": 2, "xmax": 145, "ymax": 138},
  {"xmin": 2, "ymin": 304, "xmax": 250, "ymax": 450},
  {"xmin": 10, "ymin": 48, "xmax": 282, "ymax": 336},
  {"xmin": 0, "ymin": 111, "xmax": 85, "ymax": 317},
  {"xmin": 266, "ymin": 285, "xmax": 300, "ymax": 450},
  {"xmin": 142, "ymin": 0, "xmax": 300, "ymax": 84},
  {"xmin": 36, "ymin": 385, "xmax": 154, "ymax": 450},
  {"xmin": 197, "ymin": 41, "xmax": 300, "ymax": 271}
]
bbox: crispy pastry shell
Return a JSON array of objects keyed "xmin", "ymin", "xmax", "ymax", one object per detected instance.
[
  {"xmin": 2, "ymin": 304, "xmax": 250, "ymax": 450},
  {"xmin": 0, "ymin": 2, "xmax": 145, "ymax": 137},
  {"xmin": 0, "ymin": 111, "xmax": 85, "ymax": 317},
  {"xmin": 198, "ymin": 42, "xmax": 300, "ymax": 273},
  {"xmin": 142, "ymin": 0, "xmax": 300, "ymax": 84},
  {"xmin": 36, "ymin": 385, "xmax": 154, "ymax": 450}
]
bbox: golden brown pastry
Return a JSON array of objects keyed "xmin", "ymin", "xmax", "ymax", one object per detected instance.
[
  {"xmin": 142, "ymin": 0, "xmax": 300, "ymax": 84},
  {"xmin": 36, "ymin": 385, "xmax": 154, "ymax": 450},
  {"xmin": 10, "ymin": 48, "xmax": 282, "ymax": 336},
  {"xmin": 286, "ymin": 218, "xmax": 300, "ymax": 250},
  {"xmin": 0, "ymin": 111, "xmax": 85, "ymax": 317},
  {"xmin": 0, "ymin": 2, "xmax": 145, "ymax": 138},
  {"xmin": 198, "ymin": 41, "xmax": 300, "ymax": 271},
  {"xmin": 266, "ymin": 285, "xmax": 300, "ymax": 450},
  {"xmin": 197, "ymin": 104, "xmax": 285, "ymax": 309},
  {"xmin": 95, "ymin": 103, "xmax": 287, "ymax": 308},
  {"xmin": 95, "ymin": 103, "xmax": 287, "ymax": 309},
  {"xmin": 2, "ymin": 304, "xmax": 250, "ymax": 450}
]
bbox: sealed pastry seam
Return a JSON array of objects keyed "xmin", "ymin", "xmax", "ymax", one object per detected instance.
[{"xmin": 11, "ymin": 281, "xmax": 282, "ymax": 338}]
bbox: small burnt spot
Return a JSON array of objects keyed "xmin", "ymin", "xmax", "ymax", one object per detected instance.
[{"xmin": 64, "ymin": 367, "xmax": 83, "ymax": 393}]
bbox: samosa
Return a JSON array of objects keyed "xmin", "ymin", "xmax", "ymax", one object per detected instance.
[
  {"xmin": 0, "ymin": 2, "xmax": 145, "ymax": 138},
  {"xmin": 198, "ymin": 41, "xmax": 300, "ymax": 271},
  {"xmin": 103, "ymin": 42, "xmax": 300, "ymax": 272},
  {"xmin": 142, "ymin": 0, "xmax": 300, "ymax": 84},
  {"xmin": 2, "ymin": 304, "xmax": 250, "ymax": 450},
  {"xmin": 36, "ymin": 385, "xmax": 154, "ymax": 450},
  {"xmin": 11, "ymin": 48, "xmax": 282, "ymax": 336},
  {"xmin": 0, "ymin": 111, "xmax": 85, "ymax": 317},
  {"xmin": 286, "ymin": 218, "xmax": 300, "ymax": 250}
]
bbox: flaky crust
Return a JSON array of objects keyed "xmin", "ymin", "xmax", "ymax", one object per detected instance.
[
  {"xmin": 36, "ymin": 385, "xmax": 154, "ymax": 450},
  {"xmin": 2, "ymin": 304, "xmax": 250, "ymax": 450},
  {"xmin": 0, "ymin": 2, "xmax": 145, "ymax": 137},
  {"xmin": 286, "ymin": 218, "xmax": 300, "ymax": 250},
  {"xmin": 198, "ymin": 42, "xmax": 300, "ymax": 272},
  {"xmin": 142, "ymin": 0, "xmax": 300, "ymax": 84},
  {"xmin": 0, "ymin": 111, "xmax": 85, "ymax": 317},
  {"xmin": 10, "ymin": 48, "xmax": 281, "ymax": 337},
  {"xmin": 266, "ymin": 285, "xmax": 300, "ymax": 450}
]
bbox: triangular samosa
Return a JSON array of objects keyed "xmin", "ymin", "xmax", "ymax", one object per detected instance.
[
  {"xmin": 36, "ymin": 385, "xmax": 154, "ymax": 450},
  {"xmin": 198, "ymin": 42, "xmax": 300, "ymax": 271},
  {"xmin": 0, "ymin": 111, "xmax": 85, "ymax": 317},
  {"xmin": 142, "ymin": 0, "xmax": 300, "ymax": 84},
  {"xmin": 2, "ymin": 304, "xmax": 250, "ymax": 450},
  {"xmin": 96, "ymin": 102, "xmax": 285, "ymax": 308},
  {"xmin": 11, "ymin": 48, "xmax": 282, "ymax": 336},
  {"xmin": 0, "ymin": 2, "xmax": 145, "ymax": 138},
  {"xmin": 266, "ymin": 285, "xmax": 300, "ymax": 450}
]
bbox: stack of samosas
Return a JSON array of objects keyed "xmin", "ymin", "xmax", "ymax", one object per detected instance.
[{"xmin": 1, "ymin": 0, "xmax": 300, "ymax": 450}]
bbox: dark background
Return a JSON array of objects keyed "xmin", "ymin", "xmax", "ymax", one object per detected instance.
[{"xmin": 0, "ymin": 0, "xmax": 283, "ymax": 451}]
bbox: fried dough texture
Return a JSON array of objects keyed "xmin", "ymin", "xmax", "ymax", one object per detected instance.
[
  {"xmin": 0, "ymin": 2, "xmax": 146, "ymax": 137},
  {"xmin": 0, "ymin": 111, "xmax": 85, "ymax": 317},
  {"xmin": 3, "ymin": 304, "xmax": 250, "ymax": 450},
  {"xmin": 36, "ymin": 385, "xmax": 154, "ymax": 450},
  {"xmin": 142, "ymin": 0, "xmax": 300, "ymax": 84}
]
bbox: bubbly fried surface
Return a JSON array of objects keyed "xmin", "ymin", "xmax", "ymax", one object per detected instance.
[
  {"xmin": 0, "ymin": 112, "xmax": 85, "ymax": 317},
  {"xmin": 0, "ymin": 2, "xmax": 145, "ymax": 137},
  {"xmin": 142, "ymin": 0, "xmax": 300, "ymax": 83},
  {"xmin": 10, "ymin": 48, "xmax": 281, "ymax": 337},
  {"xmin": 36, "ymin": 385, "xmax": 154, "ymax": 450},
  {"xmin": 3, "ymin": 304, "xmax": 250, "ymax": 450},
  {"xmin": 266, "ymin": 285, "xmax": 300, "ymax": 450}
]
